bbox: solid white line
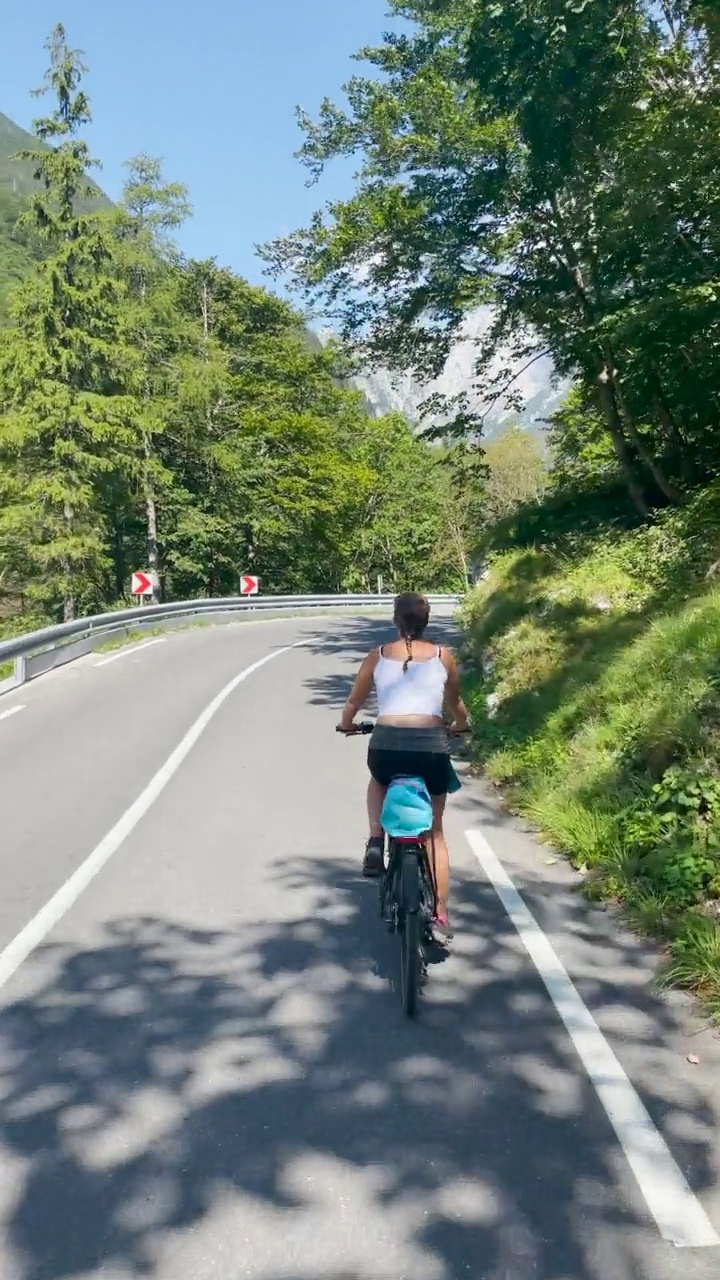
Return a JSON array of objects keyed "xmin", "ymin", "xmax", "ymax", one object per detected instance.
[
  {"xmin": 0, "ymin": 705, "xmax": 25, "ymax": 723},
  {"xmin": 94, "ymin": 637, "xmax": 166, "ymax": 666},
  {"xmin": 465, "ymin": 826, "xmax": 720, "ymax": 1250},
  {"xmin": 0, "ymin": 643, "xmax": 304, "ymax": 995}
]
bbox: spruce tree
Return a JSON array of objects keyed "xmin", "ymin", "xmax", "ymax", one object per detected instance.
[
  {"xmin": 0, "ymin": 25, "xmax": 138, "ymax": 620},
  {"xmin": 116, "ymin": 156, "xmax": 191, "ymax": 602}
]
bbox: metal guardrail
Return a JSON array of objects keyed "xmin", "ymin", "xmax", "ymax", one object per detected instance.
[{"xmin": 0, "ymin": 593, "xmax": 462, "ymax": 695}]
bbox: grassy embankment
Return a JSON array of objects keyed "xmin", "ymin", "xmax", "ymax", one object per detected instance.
[{"xmin": 460, "ymin": 484, "xmax": 720, "ymax": 1012}]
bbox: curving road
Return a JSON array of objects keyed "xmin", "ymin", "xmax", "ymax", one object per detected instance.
[{"xmin": 1, "ymin": 613, "xmax": 720, "ymax": 1280}]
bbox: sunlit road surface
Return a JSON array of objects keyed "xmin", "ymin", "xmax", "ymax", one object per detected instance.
[{"xmin": 0, "ymin": 613, "xmax": 719, "ymax": 1280}]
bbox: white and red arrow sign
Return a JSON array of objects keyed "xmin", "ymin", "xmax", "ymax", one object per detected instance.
[
  {"xmin": 240, "ymin": 574, "xmax": 259, "ymax": 596},
  {"xmin": 131, "ymin": 571, "xmax": 154, "ymax": 596}
]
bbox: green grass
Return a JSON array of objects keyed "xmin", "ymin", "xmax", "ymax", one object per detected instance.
[
  {"xmin": 93, "ymin": 625, "xmax": 169, "ymax": 654},
  {"xmin": 461, "ymin": 484, "xmax": 720, "ymax": 1015}
]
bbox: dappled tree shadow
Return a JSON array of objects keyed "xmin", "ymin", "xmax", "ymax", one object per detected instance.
[
  {"xmin": 464, "ymin": 545, "xmax": 720, "ymax": 786},
  {"xmin": 0, "ymin": 850, "xmax": 716, "ymax": 1279},
  {"xmin": 480, "ymin": 611, "xmax": 648, "ymax": 752},
  {"xmin": 301, "ymin": 614, "xmax": 460, "ymax": 711}
]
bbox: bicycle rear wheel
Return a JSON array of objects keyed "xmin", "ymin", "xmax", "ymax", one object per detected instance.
[{"xmin": 399, "ymin": 849, "xmax": 422, "ymax": 1016}]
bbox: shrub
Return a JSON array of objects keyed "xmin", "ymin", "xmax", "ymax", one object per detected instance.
[{"xmin": 461, "ymin": 485, "xmax": 720, "ymax": 1011}]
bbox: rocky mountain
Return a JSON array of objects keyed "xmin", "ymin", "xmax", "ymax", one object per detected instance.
[{"xmin": 321, "ymin": 307, "xmax": 569, "ymax": 437}]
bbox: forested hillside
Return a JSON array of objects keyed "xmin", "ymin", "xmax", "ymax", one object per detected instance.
[
  {"xmin": 0, "ymin": 109, "xmax": 109, "ymax": 321},
  {"xmin": 269, "ymin": 1, "xmax": 720, "ymax": 1004},
  {"xmin": 0, "ymin": 26, "xmax": 491, "ymax": 634},
  {"xmin": 0, "ymin": 116, "xmax": 41, "ymax": 320}
]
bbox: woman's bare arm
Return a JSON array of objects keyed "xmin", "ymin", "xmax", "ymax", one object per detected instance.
[
  {"xmin": 338, "ymin": 651, "xmax": 379, "ymax": 732},
  {"xmin": 442, "ymin": 648, "xmax": 469, "ymax": 731}
]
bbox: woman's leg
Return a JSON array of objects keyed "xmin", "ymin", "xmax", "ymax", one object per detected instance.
[
  {"xmin": 367, "ymin": 777, "xmax": 386, "ymax": 839},
  {"xmin": 362, "ymin": 772, "xmax": 387, "ymax": 876},
  {"xmin": 430, "ymin": 794, "xmax": 450, "ymax": 919}
]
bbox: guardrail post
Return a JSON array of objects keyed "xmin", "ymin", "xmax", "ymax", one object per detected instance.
[{"xmin": 15, "ymin": 655, "xmax": 27, "ymax": 687}]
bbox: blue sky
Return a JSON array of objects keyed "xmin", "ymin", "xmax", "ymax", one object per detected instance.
[{"xmin": 4, "ymin": 1, "xmax": 394, "ymax": 287}]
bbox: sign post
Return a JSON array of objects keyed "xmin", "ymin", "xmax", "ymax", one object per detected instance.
[{"xmin": 131, "ymin": 571, "xmax": 154, "ymax": 606}]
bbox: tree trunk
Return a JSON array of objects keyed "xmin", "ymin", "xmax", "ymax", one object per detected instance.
[
  {"xmin": 611, "ymin": 370, "xmax": 683, "ymax": 503},
  {"xmin": 449, "ymin": 515, "xmax": 469, "ymax": 585},
  {"xmin": 652, "ymin": 392, "xmax": 683, "ymax": 447},
  {"xmin": 623, "ymin": 414, "xmax": 682, "ymax": 502},
  {"xmin": 146, "ymin": 491, "xmax": 160, "ymax": 603},
  {"xmin": 593, "ymin": 369, "xmax": 648, "ymax": 517},
  {"xmin": 63, "ymin": 501, "xmax": 76, "ymax": 621},
  {"xmin": 245, "ymin": 524, "xmax": 257, "ymax": 583},
  {"xmin": 144, "ymin": 436, "xmax": 161, "ymax": 604},
  {"xmin": 111, "ymin": 516, "xmax": 125, "ymax": 600},
  {"xmin": 545, "ymin": 200, "xmax": 681, "ymax": 507}
]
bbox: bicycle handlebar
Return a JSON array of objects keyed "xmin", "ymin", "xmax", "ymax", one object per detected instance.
[{"xmin": 336, "ymin": 722, "xmax": 470, "ymax": 737}]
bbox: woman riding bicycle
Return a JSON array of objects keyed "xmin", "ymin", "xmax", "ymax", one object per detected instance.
[{"xmin": 338, "ymin": 592, "xmax": 469, "ymax": 939}]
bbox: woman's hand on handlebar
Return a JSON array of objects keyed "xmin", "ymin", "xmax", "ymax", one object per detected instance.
[
  {"xmin": 336, "ymin": 721, "xmax": 375, "ymax": 736},
  {"xmin": 448, "ymin": 720, "xmax": 471, "ymax": 736}
]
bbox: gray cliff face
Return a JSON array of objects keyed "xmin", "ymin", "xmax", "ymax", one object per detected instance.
[{"xmin": 316, "ymin": 307, "xmax": 569, "ymax": 436}]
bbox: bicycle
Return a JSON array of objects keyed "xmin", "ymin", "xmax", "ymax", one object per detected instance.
[{"xmin": 338, "ymin": 720, "xmax": 446, "ymax": 1017}]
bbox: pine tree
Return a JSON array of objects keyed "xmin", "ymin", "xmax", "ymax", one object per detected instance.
[
  {"xmin": 0, "ymin": 25, "xmax": 139, "ymax": 620},
  {"xmin": 116, "ymin": 156, "xmax": 191, "ymax": 602}
]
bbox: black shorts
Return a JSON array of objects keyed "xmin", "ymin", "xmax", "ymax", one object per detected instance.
[
  {"xmin": 368, "ymin": 748, "xmax": 450, "ymax": 797},
  {"xmin": 367, "ymin": 726, "xmax": 451, "ymax": 798}
]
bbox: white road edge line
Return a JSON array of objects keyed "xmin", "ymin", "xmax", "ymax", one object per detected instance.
[
  {"xmin": 465, "ymin": 826, "xmax": 720, "ymax": 1250},
  {"xmin": 0, "ymin": 642, "xmax": 307, "ymax": 995},
  {"xmin": 94, "ymin": 637, "xmax": 166, "ymax": 666},
  {"xmin": 0, "ymin": 705, "xmax": 25, "ymax": 723}
]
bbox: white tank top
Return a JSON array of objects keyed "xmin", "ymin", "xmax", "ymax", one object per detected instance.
[{"xmin": 374, "ymin": 646, "xmax": 448, "ymax": 719}]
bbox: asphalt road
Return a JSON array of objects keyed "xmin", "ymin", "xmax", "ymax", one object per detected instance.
[{"xmin": 1, "ymin": 613, "xmax": 720, "ymax": 1280}]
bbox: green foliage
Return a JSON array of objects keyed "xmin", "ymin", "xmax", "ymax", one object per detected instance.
[
  {"xmin": 664, "ymin": 916, "xmax": 720, "ymax": 1000},
  {"xmin": 262, "ymin": 0, "xmax": 720, "ymax": 1007},
  {"xmin": 461, "ymin": 487, "xmax": 720, "ymax": 1005},
  {"xmin": 619, "ymin": 767, "xmax": 720, "ymax": 909},
  {"xmin": 480, "ymin": 427, "xmax": 548, "ymax": 528},
  {"xmin": 0, "ymin": 188, "xmax": 37, "ymax": 323},
  {"xmin": 0, "ymin": 26, "xmax": 141, "ymax": 622},
  {"xmin": 266, "ymin": 0, "xmax": 720, "ymax": 512},
  {"xmin": 0, "ymin": 27, "xmax": 477, "ymax": 633},
  {"xmin": 0, "ymin": 108, "xmax": 110, "ymax": 324},
  {"xmin": 546, "ymin": 387, "xmax": 621, "ymax": 492}
]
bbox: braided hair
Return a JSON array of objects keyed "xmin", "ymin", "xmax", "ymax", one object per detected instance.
[{"xmin": 393, "ymin": 592, "xmax": 431, "ymax": 672}]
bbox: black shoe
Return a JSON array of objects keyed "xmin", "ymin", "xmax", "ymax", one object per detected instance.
[{"xmin": 363, "ymin": 837, "xmax": 385, "ymax": 878}]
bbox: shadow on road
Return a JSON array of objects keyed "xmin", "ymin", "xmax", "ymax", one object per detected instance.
[
  {"xmin": 0, "ymin": 847, "xmax": 716, "ymax": 1279},
  {"xmin": 301, "ymin": 614, "xmax": 460, "ymax": 713}
]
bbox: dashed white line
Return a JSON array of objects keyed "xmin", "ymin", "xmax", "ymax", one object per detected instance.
[
  {"xmin": 0, "ymin": 642, "xmax": 306, "ymax": 994},
  {"xmin": 0, "ymin": 705, "xmax": 25, "ymax": 723},
  {"xmin": 465, "ymin": 826, "xmax": 720, "ymax": 1250},
  {"xmin": 94, "ymin": 637, "xmax": 166, "ymax": 666}
]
